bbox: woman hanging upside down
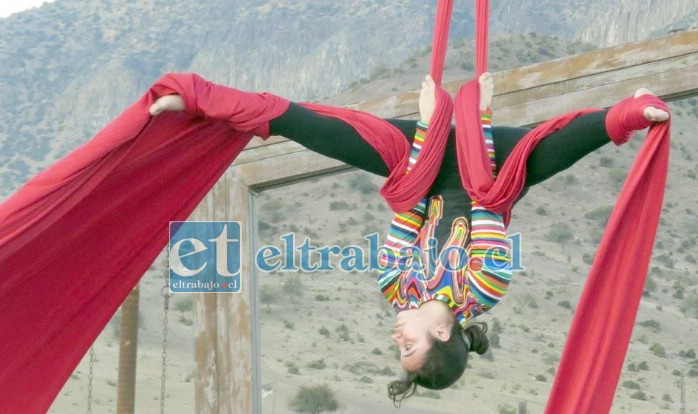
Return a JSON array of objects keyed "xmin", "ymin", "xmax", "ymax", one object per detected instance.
[{"xmin": 149, "ymin": 73, "xmax": 669, "ymax": 405}]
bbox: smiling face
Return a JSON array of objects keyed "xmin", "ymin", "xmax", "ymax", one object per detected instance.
[
  {"xmin": 391, "ymin": 301, "xmax": 455, "ymax": 371},
  {"xmin": 391, "ymin": 309, "xmax": 434, "ymax": 371}
]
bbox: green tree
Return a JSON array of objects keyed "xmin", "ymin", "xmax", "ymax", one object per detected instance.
[
  {"xmin": 290, "ymin": 384, "xmax": 338, "ymax": 414},
  {"xmin": 680, "ymin": 294, "xmax": 698, "ymax": 317},
  {"xmin": 545, "ymin": 222, "xmax": 574, "ymax": 251},
  {"xmin": 259, "ymin": 284, "xmax": 277, "ymax": 312},
  {"xmin": 630, "ymin": 391, "xmax": 647, "ymax": 400},
  {"xmin": 584, "ymin": 205, "xmax": 613, "ymax": 227},
  {"xmin": 650, "ymin": 343, "xmax": 667, "ymax": 358},
  {"xmin": 282, "ymin": 276, "xmax": 305, "ymax": 304},
  {"xmin": 497, "ymin": 403, "xmax": 517, "ymax": 414},
  {"xmin": 679, "ymin": 348, "xmax": 696, "ymax": 359},
  {"xmin": 609, "ymin": 168, "xmax": 628, "ymax": 189}
]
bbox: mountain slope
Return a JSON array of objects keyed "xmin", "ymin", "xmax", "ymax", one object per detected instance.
[{"xmin": 1, "ymin": 0, "xmax": 697, "ymax": 198}]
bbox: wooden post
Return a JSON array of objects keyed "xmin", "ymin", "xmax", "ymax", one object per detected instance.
[
  {"xmin": 193, "ymin": 172, "xmax": 257, "ymax": 413},
  {"xmin": 116, "ymin": 284, "xmax": 140, "ymax": 414}
]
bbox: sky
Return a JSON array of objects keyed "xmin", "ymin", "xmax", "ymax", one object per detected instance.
[{"xmin": 0, "ymin": 0, "xmax": 55, "ymax": 18}]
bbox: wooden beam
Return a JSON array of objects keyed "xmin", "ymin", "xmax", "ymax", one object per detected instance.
[
  {"xmin": 350, "ymin": 29, "xmax": 698, "ymax": 121},
  {"xmin": 235, "ymin": 150, "xmax": 348, "ymax": 189},
  {"xmin": 235, "ymin": 30, "xmax": 698, "ymax": 187},
  {"xmin": 235, "ymin": 28, "xmax": 697, "ymax": 169}
]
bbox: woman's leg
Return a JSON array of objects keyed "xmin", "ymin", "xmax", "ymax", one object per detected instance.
[
  {"xmin": 269, "ymin": 103, "xmax": 419, "ymax": 178},
  {"xmin": 274, "ymin": 103, "xmax": 611, "ymax": 187},
  {"xmin": 492, "ymin": 110, "xmax": 611, "ymax": 187}
]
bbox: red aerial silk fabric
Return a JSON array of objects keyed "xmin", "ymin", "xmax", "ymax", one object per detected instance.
[
  {"xmin": 455, "ymin": 80, "xmax": 602, "ymax": 225},
  {"xmin": 301, "ymin": 95, "xmax": 452, "ymax": 213},
  {"xmin": 456, "ymin": 76, "xmax": 672, "ymax": 412},
  {"xmin": 429, "ymin": 0, "xmax": 454, "ymax": 86},
  {"xmin": 475, "ymin": 0, "xmax": 489, "ymax": 77},
  {"xmin": 0, "ymin": 70, "xmax": 468, "ymax": 413},
  {"xmin": 544, "ymin": 98, "xmax": 671, "ymax": 413},
  {"xmin": 448, "ymin": 1, "xmax": 673, "ymax": 412},
  {"xmin": 0, "ymin": 73, "xmax": 293, "ymax": 413}
]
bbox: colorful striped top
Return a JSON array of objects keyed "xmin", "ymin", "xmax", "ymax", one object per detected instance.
[{"xmin": 377, "ymin": 112, "xmax": 512, "ymax": 328}]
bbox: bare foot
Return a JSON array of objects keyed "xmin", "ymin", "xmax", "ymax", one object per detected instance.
[
  {"xmin": 419, "ymin": 74, "xmax": 436, "ymax": 124},
  {"xmin": 634, "ymin": 88, "xmax": 670, "ymax": 122},
  {"xmin": 479, "ymin": 72, "xmax": 494, "ymax": 111},
  {"xmin": 149, "ymin": 94, "xmax": 185, "ymax": 116}
]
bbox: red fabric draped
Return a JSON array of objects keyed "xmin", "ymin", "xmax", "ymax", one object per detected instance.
[
  {"xmin": 475, "ymin": 0, "xmax": 489, "ymax": 76},
  {"xmin": 0, "ymin": 73, "xmax": 290, "ymax": 413},
  {"xmin": 545, "ymin": 97, "xmax": 670, "ymax": 413},
  {"xmin": 429, "ymin": 0, "xmax": 453, "ymax": 86},
  {"xmin": 455, "ymin": 80, "xmax": 601, "ymax": 224},
  {"xmin": 0, "ymin": 71, "xmax": 460, "ymax": 412},
  {"xmin": 301, "ymin": 95, "xmax": 452, "ymax": 213},
  {"xmin": 449, "ymin": 1, "xmax": 673, "ymax": 412}
]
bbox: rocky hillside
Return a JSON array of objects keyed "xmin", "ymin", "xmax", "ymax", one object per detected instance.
[
  {"xmin": 1, "ymin": 0, "xmax": 698, "ymax": 199},
  {"xmin": 490, "ymin": 0, "xmax": 698, "ymax": 46}
]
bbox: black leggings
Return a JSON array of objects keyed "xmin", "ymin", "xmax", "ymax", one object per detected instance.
[
  {"xmin": 270, "ymin": 103, "xmax": 612, "ymax": 244},
  {"xmin": 270, "ymin": 102, "xmax": 611, "ymax": 189},
  {"xmin": 269, "ymin": 103, "xmax": 611, "ymax": 245}
]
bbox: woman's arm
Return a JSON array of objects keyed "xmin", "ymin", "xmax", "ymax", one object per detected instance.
[
  {"xmin": 377, "ymin": 120, "xmax": 429, "ymax": 292},
  {"xmin": 381, "ymin": 75, "xmax": 438, "ymax": 255},
  {"xmin": 466, "ymin": 75, "xmax": 512, "ymax": 316},
  {"xmin": 464, "ymin": 202, "xmax": 512, "ymax": 315}
]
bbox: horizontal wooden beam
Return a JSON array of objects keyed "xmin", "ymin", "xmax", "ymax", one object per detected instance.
[
  {"xmin": 234, "ymin": 148, "xmax": 348, "ymax": 189},
  {"xmin": 494, "ymin": 30, "xmax": 698, "ymax": 96},
  {"xmin": 234, "ymin": 29, "xmax": 697, "ymax": 188},
  {"xmin": 351, "ymin": 29, "xmax": 698, "ymax": 121}
]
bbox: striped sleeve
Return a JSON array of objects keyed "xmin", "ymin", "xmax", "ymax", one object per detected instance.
[
  {"xmin": 378, "ymin": 122, "xmax": 429, "ymax": 303},
  {"xmin": 382, "ymin": 122, "xmax": 429, "ymax": 253},
  {"xmin": 481, "ymin": 110, "xmax": 496, "ymax": 174},
  {"xmin": 465, "ymin": 110, "xmax": 511, "ymax": 310},
  {"xmin": 465, "ymin": 205, "xmax": 512, "ymax": 308}
]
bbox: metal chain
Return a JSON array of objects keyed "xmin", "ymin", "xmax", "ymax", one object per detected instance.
[
  {"xmin": 86, "ymin": 346, "xmax": 95, "ymax": 414},
  {"xmin": 160, "ymin": 249, "xmax": 172, "ymax": 414}
]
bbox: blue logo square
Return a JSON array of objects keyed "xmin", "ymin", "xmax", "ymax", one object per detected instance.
[{"xmin": 169, "ymin": 221, "xmax": 241, "ymax": 293}]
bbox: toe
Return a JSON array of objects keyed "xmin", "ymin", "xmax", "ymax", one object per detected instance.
[
  {"xmin": 634, "ymin": 87, "xmax": 653, "ymax": 98},
  {"xmin": 643, "ymin": 106, "xmax": 670, "ymax": 122}
]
